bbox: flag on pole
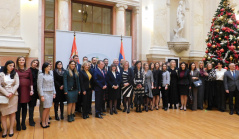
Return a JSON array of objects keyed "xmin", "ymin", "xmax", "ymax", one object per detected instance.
[
  {"xmin": 118, "ymin": 35, "xmax": 125, "ymax": 66},
  {"xmin": 70, "ymin": 32, "xmax": 79, "ymax": 63}
]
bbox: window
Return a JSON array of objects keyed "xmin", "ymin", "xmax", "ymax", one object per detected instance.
[
  {"xmin": 125, "ymin": 10, "xmax": 132, "ymax": 36},
  {"xmin": 72, "ymin": 2, "xmax": 112, "ymax": 34},
  {"xmin": 44, "ymin": 0, "xmax": 55, "ymax": 63}
]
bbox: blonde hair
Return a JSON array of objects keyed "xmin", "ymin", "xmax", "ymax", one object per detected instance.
[
  {"xmin": 170, "ymin": 60, "xmax": 176, "ymax": 68},
  {"xmin": 122, "ymin": 61, "xmax": 129, "ymax": 69},
  {"xmin": 198, "ymin": 61, "xmax": 204, "ymax": 69},
  {"xmin": 68, "ymin": 60, "xmax": 78, "ymax": 77},
  {"xmin": 81, "ymin": 61, "xmax": 90, "ymax": 70}
]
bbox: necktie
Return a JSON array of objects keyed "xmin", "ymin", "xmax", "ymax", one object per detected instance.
[
  {"xmin": 101, "ymin": 70, "xmax": 105, "ymax": 77},
  {"xmin": 233, "ymin": 71, "xmax": 236, "ymax": 79}
]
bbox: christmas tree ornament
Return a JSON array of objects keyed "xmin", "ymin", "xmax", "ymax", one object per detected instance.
[
  {"xmin": 208, "ymin": 56, "xmax": 211, "ymax": 60},
  {"xmin": 205, "ymin": 38, "xmax": 209, "ymax": 41},
  {"xmin": 219, "ymin": 32, "xmax": 223, "ymax": 35},
  {"xmin": 207, "ymin": 43, "xmax": 212, "ymax": 47},
  {"xmin": 232, "ymin": 8, "xmax": 235, "ymax": 11},
  {"xmin": 212, "ymin": 45, "xmax": 216, "ymax": 48},
  {"xmin": 219, "ymin": 38, "xmax": 222, "ymax": 40},
  {"xmin": 220, "ymin": 48, "xmax": 224, "ymax": 53},
  {"xmin": 230, "ymin": 55, "xmax": 233, "ymax": 61},
  {"xmin": 219, "ymin": 16, "xmax": 224, "ymax": 20},
  {"xmin": 237, "ymin": 37, "xmax": 239, "ymax": 40},
  {"xmin": 228, "ymin": 19, "xmax": 233, "ymax": 24},
  {"xmin": 204, "ymin": 54, "xmax": 208, "ymax": 58}
]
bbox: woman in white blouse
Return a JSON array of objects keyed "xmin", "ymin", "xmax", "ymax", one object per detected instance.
[{"xmin": 215, "ymin": 61, "xmax": 227, "ymax": 112}]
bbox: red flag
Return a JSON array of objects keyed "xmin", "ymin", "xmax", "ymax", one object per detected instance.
[{"xmin": 70, "ymin": 35, "xmax": 79, "ymax": 63}]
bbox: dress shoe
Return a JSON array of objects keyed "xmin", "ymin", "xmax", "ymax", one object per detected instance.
[
  {"xmin": 123, "ymin": 107, "xmax": 127, "ymax": 112},
  {"xmin": 16, "ymin": 123, "xmax": 21, "ymax": 131},
  {"xmin": 96, "ymin": 114, "xmax": 103, "ymax": 119},
  {"xmin": 49, "ymin": 116, "xmax": 52, "ymax": 120},
  {"xmin": 2, "ymin": 134, "xmax": 7, "ymax": 138},
  {"xmin": 55, "ymin": 115, "xmax": 60, "ymax": 121},
  {"xmin": 21, "ymin": 124, "xmax": 26, "ymax": 130},
  {"xmin": 100, "ymin": 113, "xmax": 106, "ymax": 116},
  {"xmin": 9, "ymin": 133, "xmax": 14, "ymax": 137},
  {"xmin": 29, "ymin": 119, "xmax": 35, "ymax": 126},
  {"xmin": 46, "ymin": 125, "xmax": 50, "ymax": 128},
  {"xmin": 83, "ymin": 115, "xmax": 87, "ymax": 119},
  {"xmin": 169, "ymin": 105, "xmax": 173, "ymax": 109},
  {"xmin": 127, "ymin": 108, "xmax": 130, "ymax": 114},
  {"xmin": 230, "ymin": 110, "xmax": 234, "ymax": 115},
  {"xmin": 220, "ymin": 110, "xmax": 225, "ymax": 112},
  {"xmin": 67, "ymin": 115, "xmax": 72, "ymax": 122},
  {"xmin": 61, "ymin": 115, "xmax": 64, "ymax": 120},
  {"xmin": 0, "ymin": 125, "xmax": 2, "ymax": 132},
  {"xmin": 114, "ymin": 110, "xmax": 118, "ymax": 114},
  {"xmin": 145, "ymin": 106, "xmax": 148, "ymax": 112},
  {"xmin": 206, "ymin": 107, "xmax": 212, "ymax": 110},
  {"xmin": 117, "ymin": 107, "xmax": 122, "ymax": 111},
  {"xmin": 71, "ymin": 114, "xmax": 75, "ymax": 121},
  {"xmin": 131, "ymin": 104, "xmax": 133, "ymax": 109}
]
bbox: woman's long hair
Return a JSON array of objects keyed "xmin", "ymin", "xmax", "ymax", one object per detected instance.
[
  {"xmin": 16, "ymin": 56, "xmax": 27, "ymax": 71},
  {"xmin": 68, "ymin": 60, "xmax": 78, "ymax": 77},
  {"xmin": 3, "ymin": 60, "xmax": 16, "ymax": 79},
  {"xmin": 42, "ymin": 62, "xmax": 50, "ymax": 75},
  {"xmin": 189, "ymin": 62, "xmax": 197, "ymax": 71},
  {"xmin": 30, "ymin": 59, "xmax": 39, "ymax": 68},
  {"xmin": 149, "ymin": 62, "xmax": 154, "ymax": 71}
]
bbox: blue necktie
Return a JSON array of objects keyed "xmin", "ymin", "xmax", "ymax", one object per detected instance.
[{"xmin": 233, "ymin": 71, "xmax": 236, "ymax": 80}]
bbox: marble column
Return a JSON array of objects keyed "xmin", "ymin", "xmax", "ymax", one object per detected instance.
[
  {"xmin": 133, "ymin": 7, "xmax": 140, "ymax": 60},
  {"xmin": 115, "ymin": 4, "xmax": 128, "ymax": 36},
  {"xmin": 58, "ymin": 0, "xmax": 69, "ymax": 31}
]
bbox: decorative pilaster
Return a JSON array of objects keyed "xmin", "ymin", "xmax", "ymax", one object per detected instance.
[
  {"xmin": 58, "ymin": 0, "xmax": 69, "ymax": 31},
  {"xmin": 133, "ymin": 7, "xmax": 140, "ymax": 60},
  {"xmin": 115, "ymin": 4, "xmax": 128, "ymax": 36}
]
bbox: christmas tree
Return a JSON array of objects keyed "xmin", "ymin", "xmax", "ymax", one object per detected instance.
[{"xmin": 204, "ymin": 0, "xmax": 239, "ymax": 68}]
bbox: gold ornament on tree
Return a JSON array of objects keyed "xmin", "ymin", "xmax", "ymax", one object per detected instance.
[
  {"xmin": 228, "ymin": 19, "xmax": 233, "ymax": 24},
  {"xmin": 230, "ymin": 55, "xmax": 233, "ymax": 61}
]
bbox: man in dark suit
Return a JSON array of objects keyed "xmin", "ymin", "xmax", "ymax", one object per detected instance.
[
  {"xmin": 73, "ymin": 55, "xmax": 82, "ymax": 113},
  {"xmin": 73, "ymin": 55, "xmax": 81, "ymax": 73},
  {"xmin": 224, "ymin": 63, "xmax": 239, "ymax": 115},
  {"xmin": 93, "ymin": 60, "xmax": 107, "ymax": 119},
  {"xmin": 91, "ymin": 57, "xmax": 97, "ymax": 70},
  {"xmin": 103, "ymin": 58, "xmax": 110, "ymax": 110},
  {"xmin": 113, "ymin": 59, "xmax": 123, "ymax": 110}
]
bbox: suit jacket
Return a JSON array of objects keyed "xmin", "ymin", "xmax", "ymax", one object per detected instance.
[
  {"xmin": 178, "ymin": 69, "xmax": 191, "ymax": 86},
  {"xmin": 80, "ymin": 70, "xmax": 94, "ymax": 92},
  {"xmin": 106, "ymin": 71, "xmax": 121, "ymax": 89},
  {"xmin": 190, "ymin": 70, "xmax": 200, "ymax": 83},
  {"xmin": 103, "ymin": 66, "xmax": 110, "ymax": 74},
  {"xmin": 116, "ymin": 66, "xmax": 123, "ymax": 73},
  {"xmin": 63, "ymin": 70, "xmax": 81, "ymax": 92},
  {"xmin": 76, "ymin": 63, "xmax": 82, "ymax": 73},
  {"xmin": 120, "ymin": 68, "xmax": 134, "ymax": 86},
  {"xmin": 93, "ymin": 68, "xmax": 107, "ymax": 91},
  {"xmin": 91, "ymin": 64, "xmax": 97, "ymax": 70},
  {"xmin": 223, "ymin": 70, "xmax": 239, "ymax": 91}
]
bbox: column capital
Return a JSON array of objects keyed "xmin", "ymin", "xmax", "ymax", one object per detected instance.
[
  {"xmin": 133, "ymin": 7, "xmax": 139, "ymax": 14},
  {"xmin": 115, "ymin": 3, "xmax": 128, "ymax": 11}
]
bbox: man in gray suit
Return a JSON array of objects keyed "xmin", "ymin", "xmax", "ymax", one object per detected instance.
[{"xmin": 223, "ymin": 63, "xmax": 239, "ymax": 115}]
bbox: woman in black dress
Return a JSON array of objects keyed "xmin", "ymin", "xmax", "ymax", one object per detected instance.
[
  {"xmin": 178, "ymin": 62, "xmax": 191, "ymax": 111},
  {"xmin": 134, "ymin": 61, "xmax": 145, "ymax": 112},
  {"xmin": 121, "ymin": 61, "xmax": 134, "ymax": 113},
  {"xmin": 197, "ymin": 61, "xmax": 206, "ymax": 110},
  {"xmin": 168, "ymin": 60, "xmax": 179, "ymax": 109},
  {"xmin": 152, "ymin": 62, "xmax": 162, "ymax": 110},
  {"xmin": 28, "ymin": 59, "xmax": 39, "ymax": 126},
  {"xmin": 107, "ymin": 64, "xmax": 121, "ymax": 115},
  {"xmin": 53, "ymin": 61, "xmax": 66, "ymax": 121},
  {"xmin": 204, "ymin": 63, "xmax": 216, "ymax": 110},
  {"xmin": 80, "ymin": 61, "xmax": 94, "ymax": 119}
]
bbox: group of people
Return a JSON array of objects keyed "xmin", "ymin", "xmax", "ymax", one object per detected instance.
[{"xmin": 0, "ymin": 55, "xmax": 238, "ymax": 138}]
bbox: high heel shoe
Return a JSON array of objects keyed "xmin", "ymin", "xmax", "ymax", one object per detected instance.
[
  {"xmin": 9, "ymin": 133, "xmax": 14, "ymax": 137},
  {"xmin": 184, "ymin": 107, "xmax": 187, "ymax": 111},
  {"xmin": 2, "ymin": 134, "xmax": 7, "ymax": 138},
  {"xmin": 180, "ymin": 106, "xmax": 183, "ymax": 110},
  {"xmin": 127, "ymin": 108, "xmax": 130, "ymax": 114}
]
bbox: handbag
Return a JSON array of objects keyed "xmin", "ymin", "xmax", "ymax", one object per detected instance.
[
  {"xmin": 188, "ymin": 89, "xmax": 193, "ymax": 105},
  {"xmin": 193, "ymin": 79, "xmax": 202, "ymax": 87},
  {"xmin": 0, "ymin": 96, "xmax": 9, "ymax": 104}
]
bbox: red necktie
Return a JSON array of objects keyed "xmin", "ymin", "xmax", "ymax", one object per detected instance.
[{"xmin": 101, "ymin": 70, "xmax": 105, "ymax": 77}]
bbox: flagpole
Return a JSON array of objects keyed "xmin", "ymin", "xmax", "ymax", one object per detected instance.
[
  {"xmin": 74, "ymin": 31, "xmax": 76, "ymax": 37},
  {"xmin": 121, "ymin": 35, "xmax": 122, "ymax": 41}
]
